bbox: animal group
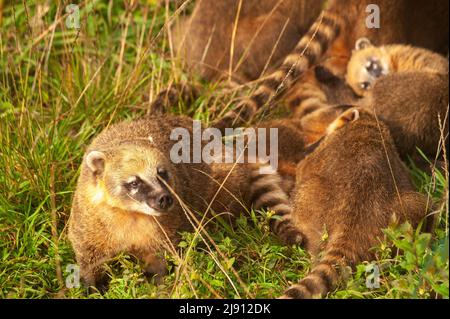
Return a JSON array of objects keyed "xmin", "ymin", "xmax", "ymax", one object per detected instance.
[{"xmin": 68, "ymin": 0, "xmax": 449, "ymax": 299}]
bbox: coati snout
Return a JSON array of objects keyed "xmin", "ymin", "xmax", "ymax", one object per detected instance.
[
  {"xmin": 126, "ymin": 176, "xmax": 174, "ymax": 212},
  {"xmin": 155, "ymin": 193, "xmax": 173, "ymax": 211}
]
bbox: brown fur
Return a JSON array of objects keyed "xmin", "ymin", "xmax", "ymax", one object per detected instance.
[
  {"xmin": 360, "ymin": 72, "xmax": 449, "ymax": 160},
  {"xmin": 172, "ymin": 0, "xmax": 323, "ymax": 83},
  {"xmin": 256, "ymin": 104, "xmax": 354, "ymax": 163},
  {"xmin": 281, "ymin": 108, "xmax": 430, "ymax": 299},
  {"xmin": 213, "ymin": 0, "xmax": 448, "ymax": 129},
  {"xmin": 68, "ymin": 114, "xmax": 296, "ymax": 289}
]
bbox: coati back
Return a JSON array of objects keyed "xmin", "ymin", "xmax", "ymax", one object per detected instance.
[
  {"xmin": 346, "ymin": 39, "xmax": 449, "ymax": 96},
  {"xmin": 214, "ymin": 0, "xmax": 448, "ymax": 129},
  {"xmin": 68, "ymin": 114, "xmax": 296, "ymax": 289},
  {"xmin": 360, "ymin": 72, "xmax": 449, "ymax": 160},
  {"xmin": 172, "ymin": 0, "xmax": 324, "ymax": 83},
  {"xmin": 280, "ymin": 108, "xmax": 430, "ymax": 299}
]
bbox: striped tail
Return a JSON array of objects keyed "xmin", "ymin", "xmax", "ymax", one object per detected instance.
[
  {"xmin": 214, "ymin": 10, "xmax": 344, "ymax": 130},
  {"xmin": 149, "ymin": 82, "xmax": 199, "ymax": 114},
  {"xmin": 249, "ymin": 167, "xmax": 303, "ymax": 246},
  {"xmin": 287, "ymin": 65, "xmax": 346, "ymax": 118},
  {"xmin": 280, "ymin": 239, "xmax": 359, "ymax": 299}
]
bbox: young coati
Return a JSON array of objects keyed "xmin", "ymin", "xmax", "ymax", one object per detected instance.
[
  {"xmin": 214, "ymin": 0, "xmax": 449, "ymax": 129},
  {"xmin": 68, "ymin": 114, "xmax": 297, "ymax": 290},
  {"xmin": 295, "ymin": 62, "xmax": 449, "ymax": 162},
  {"xmin": 346, "ymin": 39, "xmax": 449, "ymax": 97},
  {"xmin": 342, "ymin": 40, "xmax": 449, "ymax": 159},
  {"xmin": 280, "ymin": 108, "xmax": 430, "ymax": 299},
  {"xmin": 172, "ymin": 0, "xmax": 324, "ymax": 83}
]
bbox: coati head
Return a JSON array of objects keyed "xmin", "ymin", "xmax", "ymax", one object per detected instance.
[
  {"xmin": 84, "ymin": 142, "xmax": 176, "ymax": 216},
  {"xmin": 346, "ymin": 38, "xmax": 390, "ymax": 96}
]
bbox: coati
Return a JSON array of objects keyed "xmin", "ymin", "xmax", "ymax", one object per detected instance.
[
  {"xmin": 68, "ymin": 114, "xmax": 298, "ymax": 289},
  {"xmin": 346, "ymin": 38, "xmax": 449, "ymax": 97},
  {"xmin": 315, "ymin": 41, "xmax": 449, "ymax": 160},
  {"xmin": 172, "ymin": 0, "xmax": 324, "ymax": 83},
  {"xmin": 280, "ymin": 108, "xmax": 430, "ymax": 299},
  {"xmin": 213, "ymin": 0, "xmax": 449, "ymax": 129}
]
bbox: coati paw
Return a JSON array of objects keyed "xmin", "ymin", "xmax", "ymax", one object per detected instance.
[
  {"xmin": 271, "ymin": 217, "xmax": 305, "ymax": 246},
  {"xmin": 144, "ymin": 266, "xmax": 167, "ymax": 285},
  {"xmin": 212, "ymin": 101, "xmax": 256, "ymax": 132},
  {"xmin": 279, "ymin": 227, "xmax": 304, "ymax": 246},
  {"xmin": 150, "ymin": 99, "xmax": 168, "ymax": 114},
  {"xmin": 149, "ymin": 83, "xmax": 200, "ymax": 114},
  {"xmin": 84, "ymin": 276, "xmax": 109, "ymax": 295},
  {"xmin": 279, "ymin": 284, "xmax": 312, "ymax": 299},
  {"xmin": 212, "ymin": 116, "xmax": 232, "ymax": 134},
  {"xmin": 144, "ymin": 271, "xmax": 166, "ymax": 285},
  {"xmin": 142, "ymin": 254, "xmax": 167, "ymax": 285},
  {"xmin": 326, "ymin": 108, "xmax": 360, "ymax": 134}
]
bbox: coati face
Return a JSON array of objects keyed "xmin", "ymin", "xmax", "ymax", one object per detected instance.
[
  {"xmin": 85, "ymin": 144, "xmax": 176, "ymax": 216},
  {"xmin": 346, "ymin": 38, "xmax": 390, "ymax": 97}
]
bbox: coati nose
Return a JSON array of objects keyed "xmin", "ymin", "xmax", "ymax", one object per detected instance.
[
  {"xmin": 366, "ymin": 59, "xmax": 383, "ymax": 78},
  {"xmin": 157, "ymin": 194, "xmax": 173, "ymax": 210}
]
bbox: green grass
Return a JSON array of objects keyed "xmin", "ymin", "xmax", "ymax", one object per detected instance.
[{"xmin": 0, "ymin": 1, "xmax": 448, "ymax": 299}]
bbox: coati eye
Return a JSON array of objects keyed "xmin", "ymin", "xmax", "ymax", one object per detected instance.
[
  {"xmin": 130, "ymin": 181, "xmax": 139, "ymax": 188},
  {"xmin": 360, "ymin": 82, "xmax": 370, "ymax": 90},
  {"xmin": 127, "ymin": 178, "xmax": 141, "ymax": 189},
  {"xmin": 157, "ymin": 167, "xmax": 169, "ymax": 180}
]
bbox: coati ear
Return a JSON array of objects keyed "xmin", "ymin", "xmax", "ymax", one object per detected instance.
[
  {"xmin": 355, "ymin": 37, "xmax": 372, "ymax": 51},
  {"xmin": 86, "ymin": 151, "xmax": 106, "ymax": 175},
  {"xmin": 326, "ymin": 108, "xmax": 360, "ymax": 134}
]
